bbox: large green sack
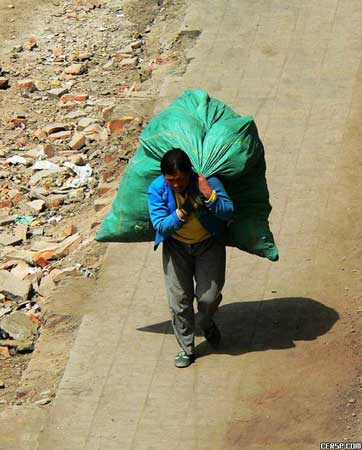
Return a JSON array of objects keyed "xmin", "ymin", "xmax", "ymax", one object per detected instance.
[{"xmin": 96, "ymin": 89, "xmax": 279, "ymax": 261}]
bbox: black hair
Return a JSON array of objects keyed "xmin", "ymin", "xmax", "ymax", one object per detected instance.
[{"xmin": 160, "ymin": 148, "xmax": 192, "ymax": 175}]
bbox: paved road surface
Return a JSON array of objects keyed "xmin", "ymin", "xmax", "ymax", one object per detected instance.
[{"xmin": 27, "ymin": 0, "xmax": 362, "ymax": 448}]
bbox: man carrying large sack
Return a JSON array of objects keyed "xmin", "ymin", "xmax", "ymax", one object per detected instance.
[{"xmin": 148, "ymin": 148, "xmax": 234, "ymax": 368}]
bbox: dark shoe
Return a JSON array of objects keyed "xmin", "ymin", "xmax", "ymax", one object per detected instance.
[
  {"xmin": 174, "ymin": 351, "xmax": 195, "ymax": 368},
  {"xmin": 204, "ymin": 322, "xmax": 221, "ymax": 348}
]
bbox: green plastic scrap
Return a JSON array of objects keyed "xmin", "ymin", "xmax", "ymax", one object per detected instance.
[{"xmin": 14, "ymin": 216, "xmax": 34, "ymax": 225}]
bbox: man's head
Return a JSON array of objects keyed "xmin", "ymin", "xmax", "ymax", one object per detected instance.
[{"xmin": 161, "ymin": 148, "xmax": 192, "ymax": 194}]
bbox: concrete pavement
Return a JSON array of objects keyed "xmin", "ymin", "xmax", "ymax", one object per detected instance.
[{"xmin": 35, "ymin": 1, "xmax": 362, "ymax": 449}]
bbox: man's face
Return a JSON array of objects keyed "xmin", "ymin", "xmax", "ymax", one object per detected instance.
[{"xmin": 165, "ymin": 170, "xmax": 190, "ymax": 194}]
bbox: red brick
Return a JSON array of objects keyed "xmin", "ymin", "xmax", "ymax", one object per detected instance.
[
  {"xmin": 107, "ymin": 117, "xmax": 135, "ymax": 135},
  {"xmin": 17, "ymin": 79, "xmax": 37, "ymax": 92},
  {"xmin": 0, "ymin": 200, "xmax": 12, "ymax": 209},
  {"xmin": 0, "ymin": 78, "xmax": 9, "ymax": 89},
  {"xmin": 60, "ymin": 93, "xmax": 88, "ymax": 103},
  {"xmin": 103, "ymin": 153, "xmax": 117, "ymax": 165}
]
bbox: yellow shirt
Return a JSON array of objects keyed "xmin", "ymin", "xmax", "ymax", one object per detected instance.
[{"xmin": 172, "ymin": 191, "xmax": 211, "ymax": 244}]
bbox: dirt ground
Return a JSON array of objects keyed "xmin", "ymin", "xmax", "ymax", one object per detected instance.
[
  {"xmin": 0, "ymin": 0, "xmax": 195, "ymax": 409},
  {"xmin": 1, "ymin": 0, "xmax": 362, "ymax": 447}
]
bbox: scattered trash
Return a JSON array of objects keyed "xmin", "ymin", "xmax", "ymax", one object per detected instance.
[
  {"xmin": 47, "ymin": 215, "xmax": 62, "ymax": 224},
  {"xmin": 6, "ymin": 156, "xmax": 28, "ymax": 165},
  {"xmin": 32, "ymin": 161, "xmax": 61, "ymax": 171},
  {"xmin": 14, "ymin": 216, "xmax": 34, "ymax": 225}
]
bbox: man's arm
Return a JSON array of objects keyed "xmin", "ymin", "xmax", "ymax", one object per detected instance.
[
  {"xmin": 199, "ymin": 175, "xmax": 234, "ymax": 221},
  {"xmin": 147, "ymin": 181, "xmax": 184, "ymax": 237}
]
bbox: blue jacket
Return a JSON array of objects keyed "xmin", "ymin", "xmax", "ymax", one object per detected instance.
[{"xmin": 147, "ymin": 173, "xmax": 234, "ymax": 249}]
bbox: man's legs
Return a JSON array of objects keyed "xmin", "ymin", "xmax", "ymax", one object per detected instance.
[
  {"xmin": 163, "ymin": 238, "xmax": 195, "ymax": 356},
  {"xmin": 194, "ymin": 238, "xmax": 226, "ymax": 334}
]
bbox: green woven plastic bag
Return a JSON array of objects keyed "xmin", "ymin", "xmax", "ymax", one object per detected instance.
[{"xmin": 96, "ymin": 89, "xmax": 278, "ymax": 261}]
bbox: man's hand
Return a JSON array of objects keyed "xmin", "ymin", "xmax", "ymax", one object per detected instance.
[
  {"xmin": 176, "ymin": 208, "xmax": 188, "ymax": 222},
  {"xmin": 197, "ymin": 174, "xmax": 213, "ymax": 200}
]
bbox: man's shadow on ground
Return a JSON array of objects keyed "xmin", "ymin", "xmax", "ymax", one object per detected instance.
[{"xmin": 137, "ymin": 297, "xmax": 339, "ymax": 358}]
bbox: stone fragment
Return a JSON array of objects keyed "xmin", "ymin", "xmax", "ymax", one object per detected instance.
[
  {"xmin": 35, "ymin": 398, "xmax": 51, "ymax": 406},
  {"xmin": 30, "ymin": 227, "xmax": 44, "ymax": 238},
  {"xmin": 65, "ymin": 64, "xmax": 85, "ymax": 75},
  {"xmin": 0, "ymin": 311, "xmax": 38, "ymax": 341},
  {"xmin": 117, "ymin": 45, "xmax": 134, "ymax": 55},
  {"xmin": 64, "ymin": 224, "xmax": 77, "ymax": 237},
  {"xmin": 107, "ymin": 117, "xmax": 136, "ymax": 135},
  {"xmin": 77, "ymin": 117, "xmax": 97, "ymax": 130},
  {"xmin": 47, "ymin": 87, "xmax": 69, "ymax": 98},
  {"xmin": 99, "ymin": 128, "xmax": 109, "ymax": 142},
  {"xmin": 0, "ymin": 233, "xmax": 22, "ymax": 246},
  {"xmin": 15, "ymin": 224, "xmax": 28, "ymax": 242},
  {"xmin": 65, "ymin": 109, "xmax": 87, "ymax": 120},
  {"xmin": 0, "ymin": 260, "xmax": 19, "ymax": 271},
  {"xmin": 69, "ymin": 133, "xmax": 86, "ymax": 150},
  {"xmin": 130, "ymin": 40, "xmax": 143, "ymax": 49},
  {"xmin": 103, "ymin": 153, "xmax": 117, "ymax": 165},
  {"xmin": 0, "ymin": 214, "xmax": 15, "ymax": 226},
  {"xmin": 43, "ymin": 144, "xmax": 56, "ymax": 158},
  {"xmin": 34, "ymin": 129, "xmax": 47, "ymax": 140},
  {"xmin": 103, "ymin": 59, "xmax": 115, "ymax": 70},
  {"xmin": 102, "ymin": 169, "xmax": 117, "ymax": 182},
  {"xmin": 98, "ymin": 183, "xmax": 112, "ymax": 196},
  {"xmin": 23, "ymin": 36, "xmax": 37, "ymax": 51},
  {"xmin": 29, "ymin": 169, "xmax": 64, "ymax": 186},
  {"xmin": 26, "ymin": 199, "xmax": 45, "ymax": 214},
  {"xmin": 82, "ymin": 124, "xmax": 103, "ymax": 141},
  {"xmin": 10, "ymin": 260, "xmax": 30, "ymax": 280},
  {"xmin": 24, "ymin": 267, "xmax": 42, "ymax": 287},
  {"xmin": 33, "ymin": 234, "xmax": 81, "ymax": 259},
  {"xmin": 56, "ymin": 234, "xmax": 82, "ymax": 257},
  {"xmin": 8, "ymin": 189, "xmax": 23, "ymax": 205},
  {"xmin": 4, "ymin": 250, "xmax": 36, "ymax": 265},
  {"xmin": 94, "ymin": 199, "xmax": 107, "ymax": 212},
  {"xmin": 0, "ymin": 347, "xmax": 10, "ymax": 358},
  {"xmin": 48, "ymin": 130, "xmax": 72, "ymax": 142},
  {"xmin": 55, "ymin": 53, "xmax": 66, "ymax": 62},
  {"xmin": 101, "ymin": 104, "xmax": 114, "ymax": 121},
  {"xmin": 24, "ymin": 147, "xmax": 42, "ymax": 159},
  {"xmin": 0, "ymin": 271, "xmax": 32, "ymax": 302},
  {"xmin": 60, "ymin": 93, "xmax": 88, "ymax": 103},
  {"xmin": 0, "ymin": 78, "xmax": 9, "ymax": 89},
  {"xmin": 78, "ymin": 51, "xmax": 93, "ymax": 61},
  {"xmin": 45, "ymin": 195, "xmax": 66, "ymax": 209},
  {"xmin": 67, "ymin": 153, "xmax": 87, "ymax": 166},
  {"xmin": 17, "ymin": 79, "xmax": 37, "ymax": 92},
  {"xmin": 83, "ymin": 123, "xmax": 103, "ymax": 135},
  {"xmin": 68, "ymin": 189, "xmax": 84, "ymax": 202},
  {"xmin": 42, "ymin": 122, "xmax": 68, "ymax": 135},
  {"xmin": 0, "ymin": 339, "xmax": 34, "ymax": 353},
  {"xmin": 52, "ymin": 266, "xmax": 80, "ymax": 283},
  {"xmin": 120, "ymin": 57, "xmax": 138, "ymax": 69}
]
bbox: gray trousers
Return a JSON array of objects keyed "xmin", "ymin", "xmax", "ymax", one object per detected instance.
[{"xmin": 162, "ymin": 237, "xmax": 226, "ymax": 355}]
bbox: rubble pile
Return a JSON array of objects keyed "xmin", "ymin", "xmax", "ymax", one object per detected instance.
[{"xmin": 0, "ymin": 0, "xmax": 187, "ymax": 356}]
